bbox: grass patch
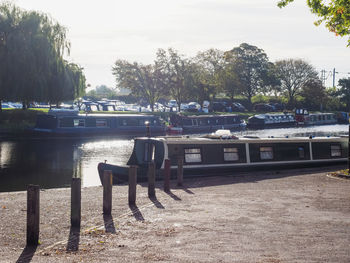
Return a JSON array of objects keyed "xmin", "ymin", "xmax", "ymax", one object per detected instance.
[{"xmin": 0, "ymin": 109, "xmax": 47, "ymax": 130}]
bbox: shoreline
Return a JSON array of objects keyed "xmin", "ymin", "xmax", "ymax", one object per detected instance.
[{"xmin": 1, "ymin": 166, "xmax": 350, "ymax": 262}]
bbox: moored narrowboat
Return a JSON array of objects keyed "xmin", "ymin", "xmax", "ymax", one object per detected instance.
[
  {"xmin": 169, "ymin": 114, "xmax": 246, "ymax": 134},
  {"xmin": 33, "ymin": 109, "xmax": 166, "ymax": 137},
  {"xmin": 295, "ymin": 109, "xmax": 337, "ymax": 126},
  {"xmin": 247, "ymin": 113, "xmax": 295, "ymax": 129},
  {"xmin": 98, "ymin": 134, "xmax": 348, "ymax": 184}
]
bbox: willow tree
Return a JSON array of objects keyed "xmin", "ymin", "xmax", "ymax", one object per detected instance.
[{"xmin": 0, "ymin": 2, "xmax": 85, "ymax": 109}]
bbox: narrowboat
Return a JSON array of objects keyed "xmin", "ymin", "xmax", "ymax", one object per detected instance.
[
  {"xmin": 98, "ymin": 133, "xmax": 348, "ymax": 184},
  {"xmin": 33, "ymin": 109, "xmax": 166, "ymax": 136},
  {"xmin": 169, "ymin": 114, "xmax": 246, "ymax": 134},
  {"xmin": 247, "ymin": 113, "xmax": 295, "ymax": 129},
  {"xmin": 295, "ymin": 109, "xmax": 337, "ymax": 126}
]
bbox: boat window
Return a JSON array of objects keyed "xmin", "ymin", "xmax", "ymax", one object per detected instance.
[
  {"xmin": 96, "ymin": 119, "xmax": 108, "ymax": 128},
  {"xmin": 331, "ymin": 145, "xmax": 341, "ymax": 157},
  {"xmin": 184, "ymin": 148, "xmax": 201, "ymax": 163},
  {"xmin": 74, "ymin": 119, "xmax": 85, "ymax": 127},
  {"xmin": 199, "ymin": 119, "xmax": 207, "ymax": 126},
  {"xmin": 260, "ymin": 146, "xmax": 273, "ymax": 160},
  {"xmin": 298, "ymin": 147, "xmax": 305, "ymax": 159},
  {"xmin": 192, "ymin": 119, "xmax": 198, "ymax": 126},
  {"xmin": 224, "ymin": 148, "xmax": 239, "ymax": 161}
]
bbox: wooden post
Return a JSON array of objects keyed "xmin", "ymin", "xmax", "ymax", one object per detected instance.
[
  {"xmin": 26, "ymin": 185, "xmax": 40, "ymax": 246},
  {"xmin": 71, "ymin": 178, "xmax": 81, "ymax": 228},
  {"xmin": 163, "ymin": 159, "xmax": 171, "ymax": 192},
  {"xmin": 148, "ymin": 162, "xmax": 156, "ymax": 198},
  {"xmin": 128, "ymin": 165, "xmax": 137, "ymax": 205},
  {"xmin": 103, "ymin": 170, "xmax": 112, "ymax": 215},
  {"xmin": 177, "ymin": 156, "xmax": 183, "ymax": 187}
]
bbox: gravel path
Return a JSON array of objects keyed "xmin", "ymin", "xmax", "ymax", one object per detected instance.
[{"xmin": 1, "ymin": 165, "xmax": 350, "ymax": 262}]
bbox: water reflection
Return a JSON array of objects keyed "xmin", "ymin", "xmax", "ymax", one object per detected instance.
[{"xmin": 0, "ymin": 124, "xmax": 348, "ymax": 192}]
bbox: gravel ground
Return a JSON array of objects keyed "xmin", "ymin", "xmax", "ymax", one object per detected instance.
[{"xmin": 1, "ymin": 165, "xmax": 350, "ymax": 263}]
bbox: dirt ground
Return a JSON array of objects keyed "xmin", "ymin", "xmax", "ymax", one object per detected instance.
[{"xmin": 1, "ymin": 165, "xmax": 350, "ymax": 263}]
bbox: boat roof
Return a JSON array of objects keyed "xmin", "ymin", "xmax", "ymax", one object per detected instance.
[
  {"xmin": 75, "ymin": 114, "xmax": 158, "ymax": 118},
  {"xmin": 177, "ymin": 114, "xmax": 239, "ymax": 118},
  {"xmin": 146, "ymin": 135, "xmax": 347, "ymax": 144}
]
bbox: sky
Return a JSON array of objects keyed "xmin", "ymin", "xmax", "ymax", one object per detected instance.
[{"xmin": 13, "ymin": 0, "xmax": 350, "ymax": 90}]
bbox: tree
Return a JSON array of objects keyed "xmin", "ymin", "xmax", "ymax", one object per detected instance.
[
  {"xmin": 224, "ymin": 43, "xmax": 270, "ymax": 109},
  {"xmin": 338, "ymin": 77, "xmax": 350, "ymax": 109},
  {"xmin": 275, "ymin": 59, "xmax": 319, "ymax": 109},
  {"xmin": 86, "ymin": 85, "xmax": 117, "ymax": 100},
  {"xmin": 278, "ymin": 0, "xmax": 350, "ymax": 46},
  {"xmin": 191, "ymin": 49, "xmax": 225, "ymax": 103},
  {"xmin": 155, "ymin": 48, "xmax": 192, "ymax": 111},
  {"xmin": 112, "ymin": 60, "xmax": 165, "ymax": 112},
  {"xmin": 0, "ymin": 3, "xmax": 85, "ymax": 109},
  {"xmin": 300, "ymin": 78, "xmax": 327, "ymax": 110}
]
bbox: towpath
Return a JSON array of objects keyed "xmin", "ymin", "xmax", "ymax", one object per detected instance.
[{"xmin": 1, "ymin": 166, "xmax": 349, "ymax": 262}]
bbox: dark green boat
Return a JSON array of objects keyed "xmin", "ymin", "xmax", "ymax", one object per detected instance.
[{"xmin": 98, "ymin": 134, "xmax": 348, "ymax": 184}]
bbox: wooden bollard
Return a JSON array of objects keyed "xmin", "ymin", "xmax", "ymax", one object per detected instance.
[
  {"xmin": 26, "ymin": 185, "xmax": 40, "ymax": 246},
  {"xmin": 71, "ymin": 178, "xmax": 81, "ymax": 228},
  {"xmin": 128, "ymin": 165, "xmax": 137, "ymax": 205},
  {"xmin": 148, "ymin": 162, "xmax": 156, "ymax": 198},
  {"xmin": 177, "ymin": 157, "xmax": 184, "ymax": 186},
  {"xmin": 163, "ymin": 159, "xmax": 171, "ymax": 192},
  {"xmin": 103, "ymin": 170, "xmax": 112, "ymax": 215}
]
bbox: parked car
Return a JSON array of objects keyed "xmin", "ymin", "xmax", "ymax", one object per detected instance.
[
  {"xmin": 212, "ymin": 102, "xmax": 229, "ymax": 112},
  {"xmin": 231, "ymin": 102, "xmax": 246, "ymax": 112},
  {"xmin": 168, "ymin": 100, "xmax": 178, "ymax": 108},
  {"xmin": 186, "ymin": 102, "xmax": 201, "ymax": 112},
  {"xmin": 254, "ymin": 103, "xmax": 275, "ymax": 112}
]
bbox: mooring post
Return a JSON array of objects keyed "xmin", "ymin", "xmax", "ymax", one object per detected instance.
[
  {"xmin": 177, "ymin": 156, "xmax": 184, "ymax": 187},
  {"xmin": 103, "ymin": 170, "xmax": 112, "ymax": 215},
  {"xmin": 148, "ymin": 162, "xmax": 156, "ymax": 198},
  {"xmin": 26, "ymin": 184, "xmax": 40, "ymax": 246},
  {"xmin": 71, "ymin": 178, "xmax": 81, "ymax": 228},
  {"xmin": 128, "ymin": 165, "xmax": 138, "ymax": 205},
  {"xmin": 164, "ymin": 159, "xmax": 171, "ymax": 192}
]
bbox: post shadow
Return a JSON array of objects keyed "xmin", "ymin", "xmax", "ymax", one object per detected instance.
[
  {"xmin": 182, "ymin": 187, "xmax": 195, "ymax": 195},
  {"xmin": 16, "ymin": 245, "xmax": 38, "ymax": 263},
  {"xmin": 164, "ymin": 190, "xmax": 182, "ymax": 201},
  {"xmin": 149, "ymin": 196, "xmax": 165, "ymax": 209},
  {"xmin": 66, "ymin": 226, "xmax": 80, "ymax": 252},
  {"xmin": 128, "ymin": 204, "xmax": 145, "ymax": 221},
  {"xmin": 103, "ymin": 214, "xmax": 116, "ymax": 234}
]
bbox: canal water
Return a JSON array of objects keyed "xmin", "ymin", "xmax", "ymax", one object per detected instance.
[{"xmin": 0, "ymin": 124, "xmax": 348, "ymax": 192}]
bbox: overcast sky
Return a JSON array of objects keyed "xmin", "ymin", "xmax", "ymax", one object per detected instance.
[{"xmin": 14, "ymin": 0, "xmax": 350, "ymax": 89}]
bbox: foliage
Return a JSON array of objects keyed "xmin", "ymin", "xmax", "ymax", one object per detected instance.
[
  {"xmin": 224, "ymin": 43, "xmax": 270, "ymax": 109},
  {"xmin": 85, "ymin": 85, "xmax": 118, "ymax": 101},
  {"xmin": 277, "ymin": 0, "xmax": 350, "ymax": 46},
  {"xmin": 275, "ymin": 58, "xmax": 319, "ymax": 109},
  {"xmin": 0, "ymin": 2, "xmax": 86, "ymax": 109},
  {"xmin": 337, "ymin": 77, "xmax": 350, "ymax": 109},
  {"xmin": 300, "ymin": 78, "xmax": 327, "ymax": 110},
  {"xmin": 112, "ymin": 59, "xmax": 166, "ymax": 111},
  {"xmin": 155, "ymin": 48, "xmax": 192, "ymax": 111}
]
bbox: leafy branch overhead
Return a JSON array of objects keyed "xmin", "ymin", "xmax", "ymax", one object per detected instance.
[{"xmin": 277, "ymin": 0, "xmax": 350, "ymax": 46}]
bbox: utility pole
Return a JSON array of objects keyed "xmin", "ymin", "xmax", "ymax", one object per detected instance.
[
  {"xmin": 320, "ymin": 69, "xmax": 327, "ymax": 87},
  {"xmin": 332, "ymin": 68, "xmax": 338, "ymax": 87}
]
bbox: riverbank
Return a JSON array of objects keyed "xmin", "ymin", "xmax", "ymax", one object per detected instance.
[{"xmin": 1, "ymin": 166, "xmax": 350, "ymax": 262}]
